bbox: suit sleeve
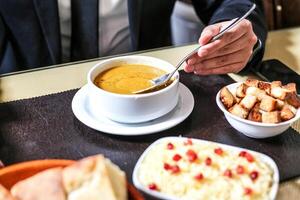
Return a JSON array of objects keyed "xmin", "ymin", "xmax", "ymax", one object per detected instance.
[
  {"xmin": 0, "ymin": 15, "xmax": 6, "ymax": 64},
  {"xmin": 191, "ymin": 0, "xmax": 267, "ymax": 70}
]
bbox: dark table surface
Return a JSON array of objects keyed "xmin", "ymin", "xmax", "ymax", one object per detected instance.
[{"xmin": 1, "ymin": 71, "xmax": 300, "ymax": 194}]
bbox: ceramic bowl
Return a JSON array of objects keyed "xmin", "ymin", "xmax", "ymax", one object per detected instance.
[
  {"xmin": 216, "ymin": 82, "xmax": 300, "ymax": 138},
  {"xmin": 133, "ymin": 137, "xmax": 279, "ymax": 200},
  {"xmin": 87, "ymin": 55, "xmax": 179, "ymax": 123},
  {"xmin": 0, "ymin": 159, "xmax": 144, "ymax": 200}
]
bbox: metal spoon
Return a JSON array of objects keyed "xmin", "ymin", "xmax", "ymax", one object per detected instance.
[{"xmin": 133, "ymin": 3, "xmax": 256, "ymax": 94}]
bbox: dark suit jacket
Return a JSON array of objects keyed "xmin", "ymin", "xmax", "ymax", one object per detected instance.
[{"xmin": 0, "ymin": 0, "xmax": 267, "ymax": 74}]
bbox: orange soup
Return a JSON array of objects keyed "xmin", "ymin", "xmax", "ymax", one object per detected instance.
[{"xmin": 94, "ymin": 64, "xmax": 170, "ymax": 94}]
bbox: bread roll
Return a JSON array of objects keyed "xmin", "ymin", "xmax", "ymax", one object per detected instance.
[
  {"xmin": 11, "ymin": 168, "xmax": 66, "ymax": 200},
  {"xmin": 63, "ymin": 155, "xmax": 127, "ymax": 200}
]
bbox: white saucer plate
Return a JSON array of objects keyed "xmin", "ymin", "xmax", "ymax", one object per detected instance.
[{"xmin": 71, "ymin": 83, "xmax": 194, "ymax": 136}]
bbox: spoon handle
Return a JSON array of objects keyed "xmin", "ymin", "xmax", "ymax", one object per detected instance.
[{"xmin": 166, "ymin": 3, "xmax": 256, "ymax": 80}]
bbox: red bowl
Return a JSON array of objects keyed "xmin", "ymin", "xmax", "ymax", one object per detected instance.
[{"xmin": 0, "ymin": 159, "xmax": 144, "ymax": 200}]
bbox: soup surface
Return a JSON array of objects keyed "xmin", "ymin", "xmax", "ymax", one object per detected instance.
[{"xmin": 94, "ymin": 64, "xmax": 170, "ymax": 94}]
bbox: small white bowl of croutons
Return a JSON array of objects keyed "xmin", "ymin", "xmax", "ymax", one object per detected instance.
[{"xmin": 216, "ymin": 79, "xmax": 300, "ymax": 138}]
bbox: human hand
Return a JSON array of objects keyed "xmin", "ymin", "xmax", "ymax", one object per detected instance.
[{"xmin": 184, "ymin": 19, "xmax": 257, "ymax": 75}]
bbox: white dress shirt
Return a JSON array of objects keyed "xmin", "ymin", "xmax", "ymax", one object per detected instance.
[{"xmin": 57, "ymin": 0, "xmax": 130, "ymax": 62}]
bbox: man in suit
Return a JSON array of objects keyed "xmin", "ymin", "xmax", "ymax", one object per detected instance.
[{"xmin": 0, "ymin": 0, "xmax": 266, "ymax": 74}]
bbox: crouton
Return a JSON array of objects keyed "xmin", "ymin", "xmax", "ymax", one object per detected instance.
[
  {"xmin": 240, "ymin": 95, "xmax": 257, "ymax": 111},
  {"xmin": 235, "ymin": 96, "xmax": 242, "ymax": 103},
  {"xmin": 220, "ymin": 87, "xmax": 236, "ymax": 109},
  {"xmin": 246, "ymin": 86, "xmax": 267, "ymax": 101},
  {"xmin": 284, "ymin": 103, "xmax": 298, "ymax": 114},
  {"xmin": 282, "ymin": 83, "xmax": 297, "ymax": 93},
  {"xmin": 258, "ymin": 81, "xmax": 271, "ymax": 94},
  {"xmin": 270, "ymin": 87, "xmax": 290, "ymax": 100},
  {"xmin": 281, "ymin": 105, "xmax": 296, "ymax": 121},
  {"xmin": 285, "ymin": 92, "xmax": 300, "ymax": 108},
  {"xmin": 276, "ymin": 99, "xmax": 285, "ymax": 110},
  {"xmin": 245, "ymin": 79, "xmax": 259, "ymax": 87},
  {"xmin": 229, "ymin": 104, "xmax": 249, "ymax": 119},
  {"xmin": 262, "ymin": 111, "xmax": 281, "ymax": 124},
  {"xmin": 271, "ymin": 81, "xmax": 282, "ymax": 88},
  {"xmin": 236, "ymin": 83, "xmax": 248, "ymax": 98},
  {"xmin": 247, "ymin": 103, "xmax": 262, "ymax": 122},
  {"xmin": 260, "ymin": 96, "xmax": 277, "ymax": 112}
]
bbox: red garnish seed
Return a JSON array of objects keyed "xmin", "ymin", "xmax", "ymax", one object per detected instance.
[
  {"xmin": 245, "ymin": 153, "xmax": 255, "ymax": 162},
  {"xmin": 250, "ymin": 171, "xmax": 259, "ymax": 181},
  {"xmin": 186, "ymin": 149, "xmax": 198, "ymax": 162},
  {"xmin": 224, "ymin": 169, "xmax": 233, "ymax": 178},
  {"xmin": 184, "ymin": 138, "xmax": 193, "ymax": 145},
  {"xmin": 214, "ymin": 147, "xmax": 223, "ymax": 155},
  {"xmin": 148, "ymin": 183, "xmax": 158, "ymax": 191},
  {"xmin": 167, "ymin": 142, "xmax": 174, "ymax": 150},
  {"xmin": 236, "ymin": 165, "xmax": 245, "ymax": 174},
  {"xmin": 239, "ymin": 151, "xmax": 247, "ymax": 157},
  {"xmin": 171, "ymin": 165, "xmax": 180, "ymax": 174},
  {"xmin": 194, "ymin": 173, "xmax": 204, "ymax": 181},
  {"xmin": 244, "ymin": 187, "xmax": 253, "ymax": 195},
  {"xmin": 164, "ymin": 163, "xmax": 171, "ymax": 170},
  {"xmin": 205, "ymin": 157, "xmax": 212, "ymax": 166},
  {"xmin": 173, "ymin": 154, "xmax": 182, "ymax": 161}
]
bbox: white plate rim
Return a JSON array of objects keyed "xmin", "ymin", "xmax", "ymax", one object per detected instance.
[
  {"xmin": 71, "ymin": 83, "xmax": 194, "ymax": 136},
  {"xmin": 132, "ymin": 136, "xmax": 279, "ymax": 200}
]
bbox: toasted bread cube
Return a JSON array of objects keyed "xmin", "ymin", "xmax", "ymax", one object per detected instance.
[
  {"xmin": 245, "ymin": 79, "xmax": 259, "ymax": 87},
  {"xmin": 262, "ymin": 111, "xmax": 281, "ymax": 124},
  {"xmin": 282, "ymin": 83, "xmax": 297, "ymax": 93},
  {"xmin": 258, "ymin": 81, "xmax": 271, "ymax": 94},
  {"xmin": 270, "ymin": 87, "xmax": 289, "ymax": 100},
  {"xmin": 276, "ymin": 99, "xmax": 285, "ymax": 110},
  {"xmin": 247, "ymin": 103, "xmax": 262, "ymax": 122},
  {"xmin": 235, "ymin": 96, "xmax": 242, "ymax": 103},
  {"xmin": 260, "ymin": 96, "xmax": 277, "ymax": 112},
  {"xmin": 229, "ymin": 104, "xmax": 249, "ymax": 119},
  {"xmin": 285, "ymin": 92, "xmax": 300, "ymax": 108},
  {"xmin": 240, "ymin": 95, "xmax": 257, "ymax": 111},
  {"xmin": 236, "ymin": 83, "xmax": 248, "ymax": 98},
  {"xmin": 246, "ymin": 86, "xmax": 267, "ymax": 101},
  {"xmin": 284, "ymin": 103, "xmax": 298, "ymax": 114},
  {"xmin": 220, "ymin": 87, "xmax": 236, "ymax": 109},
  {"xmin": 271, "ymin": 81, "xmax": 282, "ymax": 88},
  {"xmin": 281, "ymin": 105, "xmax": 295, "ymax": 121}
]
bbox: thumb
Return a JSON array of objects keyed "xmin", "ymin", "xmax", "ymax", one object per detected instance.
[{"xmin": 198, "ymin": 24, "xmax": 221, "ymax": 46}]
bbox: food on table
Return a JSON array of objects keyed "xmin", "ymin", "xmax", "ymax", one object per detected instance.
[
  {"xmin": 0, "ymin": 184, "xmax": 16, "ymax": 200},
  {"xmin": 0, "ymin": 155, "xmax": 127, "ymax": 200},
  {"xmin": 94, "ymin": 64, "xmax": 173, "ymax": 94},
  {"xmin": 136, "ymin": 138, "xmax": 275, "ymax": 200},
  {"xmin": 220, "ymin": 79, "xmax": 300, "ymax": 123}
]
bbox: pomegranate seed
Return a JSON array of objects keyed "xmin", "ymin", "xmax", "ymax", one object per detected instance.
[
  {"xmin": 239, "ymin": 151, "xmax": 255, "ymax": 162},
  {"xmin": 184, "ymin": 138, "xmax": 193, "ymax": 145},
  {"xmin": 164, "ymin": 163, "xmax": 171, "ymax": 170},
  {"xmin": 214, "ymin": 147, "xmax": 223, "ymax": 156},
  {"xmin": 171, "ymin": 165, "xmax": 180, "ymax": 174},
  {"xmin": 239, "ymin": 151, "xmax": 247, "ymax": 157},
  {"xmin": 244, "ymin": 187, "xmax": 252, "ymax": 195},
  {"xmin": 223, "ymin": 169, "xmax": 233, "ymax": 178},
  {"xmin": 205, "ymin": 157, "xmax": 212, "ymax": 166},
  {"xmin": 186, "ymin": 149, "xmax": 198, "ymax": 162},
  {"xmin": 194, "ymin": 173, "xmax": 204, "ymax": 181},
  {"xmin": 167, "ymin": 142, "xmax": 174, "ymax": 150},
  {"xmin": 236, "ymin": 165, "xmax": 245, "ymax": 174},
  {"xmin": 245, "ymin": 153, "xmax": 255, "ymax": 162},
  {"xmin": 173, "ymin": 154, "xmax": 182, "ymax": 161},
  {"xmin": 148, "ymin": 183, "xmax": 158, "ymax": 191},
  {"xmin": 250, "ymin": 171, "xmax": 259, "ymax": 181}
]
